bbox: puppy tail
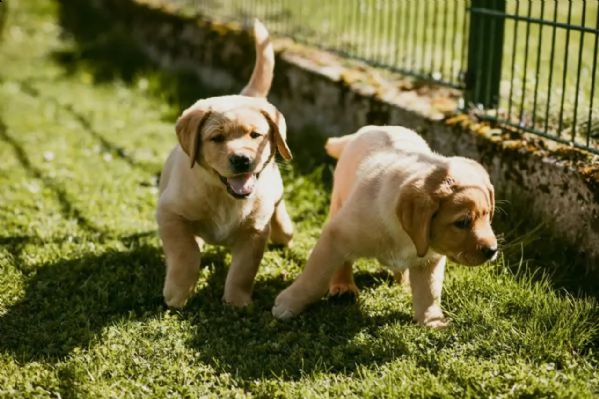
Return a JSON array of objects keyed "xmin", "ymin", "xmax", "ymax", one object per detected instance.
[
  {"xmin": 240, "ymin": 19, "xmax": 274, "ymax": 98},
  {"xmin": 324, "ymin": 135, "xmax": 354, "ymax": 160}
]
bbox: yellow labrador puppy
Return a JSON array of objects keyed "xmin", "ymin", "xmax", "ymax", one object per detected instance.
[
  {"xmin": 157, "ymin": 20, "xmax": 293, "ymax": 308},
  {"xmin": 272, "ymin": 125, "xmax": 498, "ymax": 327}
]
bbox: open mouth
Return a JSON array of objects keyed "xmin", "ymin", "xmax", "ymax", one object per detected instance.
[{"xmin": 219, "ymin": 173, "xmax": 257, "ymax": 199}]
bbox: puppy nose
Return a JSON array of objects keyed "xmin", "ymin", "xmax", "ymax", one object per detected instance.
[
  {"xmin": 229, "ymin": 154, "xmax": 251, "ymax": 172},
  {"xmin": 482, "ymin": 245, "xmax": 498, "ymax": 260}
]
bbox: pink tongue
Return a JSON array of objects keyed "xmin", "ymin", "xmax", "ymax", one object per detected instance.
[{"xmin": 226, "ymin": 174, "xmax": 256, "ymax": 196}]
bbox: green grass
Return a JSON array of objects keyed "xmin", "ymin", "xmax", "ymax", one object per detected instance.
[
  {"xmin": 171, "ymin": 0, "xmax": 599, "ymax": 149},
  {"xmin": 0, "ymin": 1, "xmax": 598, "ymax": 397}
]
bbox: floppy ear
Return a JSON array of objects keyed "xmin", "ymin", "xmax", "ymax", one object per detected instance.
[
  {"xmin": 260, "ymin": 109, "xmax": 292, "ymax": 160},
  {"xmin": 175, "ymin": 109, "xmax": 212, "ymax": 168},
  {"xmin": 397, "ymin": 183, "xmax": 439, "ymax": 257}
]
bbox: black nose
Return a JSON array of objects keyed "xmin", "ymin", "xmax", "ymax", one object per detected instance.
[
  {"xmin": 229, "ymin": 154, "xmax": 251, "ymax": 172},
  {"xmin": 482, "ymin": 245, "xmax": 498, "ymax": 259}
]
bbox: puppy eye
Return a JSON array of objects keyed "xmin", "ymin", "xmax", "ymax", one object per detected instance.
[
  {"xmin": 453, "ymin": 218, "xmax": 472, "ymax": 229},
  {"xmin": 211, "ymin": 134, "xmax": 225, "ymax": 143},
  {"xmin": 249, "ymin": 131, "xmax": 262, "ymax": 139}
]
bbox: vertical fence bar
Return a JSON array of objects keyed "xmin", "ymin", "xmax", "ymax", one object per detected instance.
[
  {"xmin": 431, "ymin": 0, "xmax": 440, "ymax": 79},
  {"xmin": 531, "ymin": 1, "xmax": 545, "ymax": 130},
  {"xmin": 440, "ymin": 0, "xmax": 449, "ymax": 82},
  {"xmin": 557, "ymin": 0, "xmax": 573, "ymax": 137},
  {"xmin": 420, "ymin": 1, "xmax": 429, "ymax": 75},
  {"xmin": 544, "ymin": 0, "xmax": 559, "ymax": 133},
  {"xmin": 572, "ymin": 1, "xmax": 587, "ymax": 142},
  {"xmin": 410, "ymin": 1, "xmax": 418, "ymax": 72},
  {"xmin": 450, "ymin": 1, "xmax": 459, "ymax": 85},
  {"xmin": 369, "ymin": 0, "xmax": 378, "ymax": 62},
  {"xmin": 460, "ymin": 1, "xmax": 470, "ymax": 88},
  {"xmin": 386, "ymin": 0, "xmax": 393, "ymax": 66},
  {"xmin": 388, "ymin": 0, "xmax": 398, "ymax": 67},
  {"xmin": 336, "ymin": 0, "xmax": 344, "ymax": 52},
  {"xmin": 587, "ymin": 2, "xmax": 599, "ymax": 148},
  {"xmin": 483, "ymin": 2, "xmax": 500, "ymax": 107},
  {"xmin": 350, "ymin": 0, "xmax": 359, "ymax": 57},
  {"xmin": 466, "ymin": 0, "xmax": 506, "ymax": 108},
  {"xmin": 358, "ymin": 0, "xmax": 367, "ymax": 59},
  {"xmin": 518, "ymin": 1, "xmax": 533, "ymax": 126},
  {"xmin": 377, "ymin": 0, "xmax": 385, "ymax": 65},
  {"xmin": 402, "ymin": 0, "xmax": 412, "ymax": 70}
]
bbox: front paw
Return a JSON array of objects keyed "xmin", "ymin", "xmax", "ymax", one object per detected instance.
[
  {"xmin": 163, "ymin": 281, "xmax": 193, "ymax": 308},
  {"xmin": 418, "ymin": 316, "xmax": 449, "ymax": 329},
  {"xmin": 414, "ymin": 306, "xmax": 449, "ymax": 328},
  {"xmin": 222, "ymin": 291, "xmax": 252, "ymax": 307},
  {"xmin": 272, "ymin": 288, "xmax": 305, "ymax": 320}
]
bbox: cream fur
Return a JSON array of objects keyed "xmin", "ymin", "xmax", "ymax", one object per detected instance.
[
  {"xmin": 156, "ymin": 20, "xmax": 293, "ymax": 308},
  {"xmin": 272, "ymin": 125, "xmax": 498, "ymax": 327}
]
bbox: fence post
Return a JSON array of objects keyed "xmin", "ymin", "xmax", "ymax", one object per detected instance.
[{"xmin": 465, "ymin": 0, "xmax": 506, "ymax": 109}]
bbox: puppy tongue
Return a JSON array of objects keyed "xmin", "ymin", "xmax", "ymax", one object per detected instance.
[{"xmin": 226, "ymin": 173, "xmax": 256, "ymax": 196}]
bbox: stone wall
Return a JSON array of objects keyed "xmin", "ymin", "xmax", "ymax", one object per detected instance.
[{"xmin": 65, "ymin": 0, "xmax": 599, "ymax": 271}]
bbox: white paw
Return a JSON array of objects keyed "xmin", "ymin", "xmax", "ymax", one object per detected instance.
[
  {"xmin": 271, "ymin": 290, "xmax": 304, "ymax": 320},
  {"xmin": 271, "ymin": 303, "xmax": 298, "ymax": 320}
]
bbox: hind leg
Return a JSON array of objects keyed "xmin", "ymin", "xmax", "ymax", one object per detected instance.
[
  {"xmin": 329, "ymin": 262, "xmax": 358, "ymax": 298},
  {"xmin": 269, "ymin": 199, "xmax": 293, "ymax": 246},
  {"xmin": 272, "ymin": 221, "xmax": 348, "ymax": 319},
  {"xmin": 326, "ymin": 196, "xmax": 358, "ymax": 298}
]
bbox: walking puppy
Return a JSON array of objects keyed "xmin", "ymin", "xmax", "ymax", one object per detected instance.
[
  {"xmin": 272, "ymin": 125, "xmax": 497, "ymax": 327},
  {"xmin": 157, "ymin": 20, "xmax": 293, "ymax": 308}
]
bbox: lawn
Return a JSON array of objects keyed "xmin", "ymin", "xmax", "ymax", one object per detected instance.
[{"xmin": 0, "ymin": 1, "xmax": 598, "ymax": 397}]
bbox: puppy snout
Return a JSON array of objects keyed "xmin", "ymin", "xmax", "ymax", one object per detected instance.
[
  {"xmin": 229, "ymin": 154, "xmax": 252, "ymax": 173},
  {"xmin": 482, "ymin": 244, "xmax": 498, "ymax": 260}
]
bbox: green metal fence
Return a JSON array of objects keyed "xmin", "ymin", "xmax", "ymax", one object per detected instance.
[{"xmin": 166, "ymin": 0, "xmax": 599, "ymax": 155}]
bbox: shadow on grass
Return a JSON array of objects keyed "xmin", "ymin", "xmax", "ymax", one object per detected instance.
[
  {"xmin": 15, "ymin": 81, "xmax": 162, "ymax": 175},
  {"xmin": 182, "ymin": 265, "xmax": 412, "ymax": 381},
  {"xmin": 0, "ymin": 229, "xmax": 413, "ymax": 379},
  {"xmin": 0, "ymin": 120, "xmax": 105, "ymax": 235},
  {"xmin": 0, "ymin": 236, "xmax": 165, "ymax": 362}
]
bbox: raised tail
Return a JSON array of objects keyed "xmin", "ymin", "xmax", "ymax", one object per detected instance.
[
  {"xmin": 324, "ymin": 134, "xmax": 355, "ymax": 160},
  {"xmin": 240, "ymin": 19, "xmax": 274, "ymax": 98}
]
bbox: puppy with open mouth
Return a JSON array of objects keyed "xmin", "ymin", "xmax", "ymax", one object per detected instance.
[
  {"xmin": 156, "ymin": 20, "xmax": 293, "ymax": 308},
  {"xmin": 272, "ymin": 125, "xmax": 498, "ymax": 327}
]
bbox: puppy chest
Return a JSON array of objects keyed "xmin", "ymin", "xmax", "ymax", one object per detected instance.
[
  {"xmin": 376, "ymin": 251, "xmax": 411, "ymax": 272},
  {"xmin": 372, "ymin": 239, "xmax": 418, "ymax": 272},
  {"xmin": 190, "ymin": 202, "xmax": 272, "ymax": 245},
  {"xmin": 192, "ymin": 218, "xmax": 238, "ymax": 244}
]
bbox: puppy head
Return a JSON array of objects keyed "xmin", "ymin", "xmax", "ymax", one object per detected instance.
[
  {"xmin": 175, "ymin": 95, "xmax": 291, "ymax": 199},
  {"xmin": 397, "ymin": 158, "xmax": 497, "ymax": 266}
]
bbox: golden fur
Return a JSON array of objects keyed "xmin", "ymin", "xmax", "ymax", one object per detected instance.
[
  {"xmin": 157, "ymin": 20, "xmax": 293, "ymax": 308},
  {"xmin": 272, "ymin": 125, "xmax": 498, "ymax": 327}
]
